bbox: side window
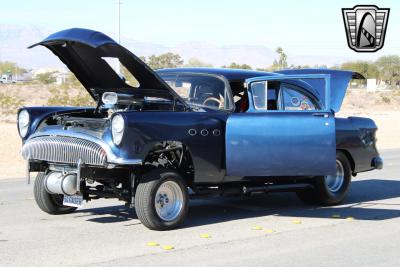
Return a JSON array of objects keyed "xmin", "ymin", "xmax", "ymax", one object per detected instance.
[
  {"xmin": 282, "ymin": 86, "xmax": 317, "ymax": 111},
  {"xmin": 251, "ymin": 81, "xmax": 279, "ymax": 110},
  {"xmin": 252, "ymin": 81, "xmax": 267, "ymax": 110}
]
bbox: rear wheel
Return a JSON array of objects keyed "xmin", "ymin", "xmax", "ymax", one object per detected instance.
[
  {"xmin": 135, "ymin": 169, "xmax": 189, "ymax": 230},
  {"xmin": 297, "ymin": 152, "xmax": 352, "ymax": 206},
  {"xmin": 34, "ymin": 172, "xmax": 77, "ymax": 215}
]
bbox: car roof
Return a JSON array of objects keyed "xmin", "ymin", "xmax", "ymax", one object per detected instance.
[{"xmin": 156, "ymin": 68, "xmax": 280, "ymax": 81}]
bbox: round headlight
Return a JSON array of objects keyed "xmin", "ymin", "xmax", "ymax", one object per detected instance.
[
  {"xmin": 18, "ymin": 110, "xmax": 30, "ymax": 138},
  {"xmin": 102, "ymin": 92, "xmax": 118, "ymax": 105},
  {"xmin": 111, "ymin": 114, "xmax": 125, "ymax": 145}
]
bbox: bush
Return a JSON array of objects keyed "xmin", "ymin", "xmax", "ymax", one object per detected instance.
[
  {"xmin": 47, "ymin": 85, "xmax": 95, "ymax": 107},
  {"xmin": 381, "ymin": 96, "xmax": 391, "ymax": 104},
  {"xmin": 0, "ymin": 92, "xmax": 24, "ymax": 115},
  {"xmin": 36, "ymin": 72, "xmax": 56, "ymax": 84}
]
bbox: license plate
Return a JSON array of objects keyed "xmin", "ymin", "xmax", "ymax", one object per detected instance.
[{"xmin": 63, "ymin": 194, "xmax": 83, "ymax": 208}]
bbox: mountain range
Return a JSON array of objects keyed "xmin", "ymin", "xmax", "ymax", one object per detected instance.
[{"xmin": 0, "ymin": 24, "xmax": 351, "ymax": 70}]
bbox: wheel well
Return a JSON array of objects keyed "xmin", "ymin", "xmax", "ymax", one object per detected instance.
[
  {"xmin": 143, "ymin": 141, "xmax": 195, "ymax": 186},
  {"xmin": 337, "ymin": 149, "xmax": 355, "ymax": 172}
]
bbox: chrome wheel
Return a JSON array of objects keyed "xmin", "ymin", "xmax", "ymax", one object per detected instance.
[
  {"xmin": 325, "ymin": 160, "xmax": 345, "ymax": 193},
  {"xmin": 154, "ymin": 180, "xmax": 184, "ymax": 221}
]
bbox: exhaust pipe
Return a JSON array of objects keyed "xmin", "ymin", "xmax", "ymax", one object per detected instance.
[
  {"xmin": 242, "ymin": 183, "xmax": 314, "ymax": 194},
  {"xmin": 44, "ymin": 172, "xmax": 78, "ymax": 195}
]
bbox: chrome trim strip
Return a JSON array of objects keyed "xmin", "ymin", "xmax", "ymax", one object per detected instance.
[
  {"xmin": 26, "ymin": 158, "xmax": 30, "ymax": 184},
  {"xmin": 77, "ymin": 159, "xmax": 82, "ymax": 192}
]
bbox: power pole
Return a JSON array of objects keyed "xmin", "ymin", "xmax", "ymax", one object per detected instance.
[{"xmin": 115, "ymin": 0, "xmax": 122, "ymax": 75}]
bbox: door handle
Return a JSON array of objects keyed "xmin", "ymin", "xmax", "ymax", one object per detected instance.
[{"xmin": 312, "ymin": 113, "xmax": 329, "ymax": 118}]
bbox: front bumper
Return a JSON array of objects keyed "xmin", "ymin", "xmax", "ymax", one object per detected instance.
[{"xmin": 372, "ymin": 156, "xmax": 383, "ymax": 170}]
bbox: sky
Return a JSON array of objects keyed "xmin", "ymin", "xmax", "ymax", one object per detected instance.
[{"xmin": 0, "ymin": 0, "xmax": 399, "ymax": 61}]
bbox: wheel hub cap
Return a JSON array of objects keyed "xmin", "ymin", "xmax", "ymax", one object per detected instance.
[
  {"xmin": 155, "ymin": 181, "xmax": 183, "ymax": 221},
  {"xmin": 325, "ymin": 160, "xmax": 345, "ymax": 193}
]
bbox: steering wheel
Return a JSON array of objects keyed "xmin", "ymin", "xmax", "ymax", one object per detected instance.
[{"xmin": 203, "ymin": 97, "xmax": 222, "ymax": 108}]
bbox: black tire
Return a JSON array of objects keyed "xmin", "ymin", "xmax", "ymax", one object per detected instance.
[
  {"xmin": 34, "ymin": 172, "xmax": 77, "ymax": 215},
  {"xmin": 135, "ymin": 169, "xmax": 189, "ymax": 230},
  {"xmin": 297, "ymin": 151, "xmax": 352, "ymax": 206}
]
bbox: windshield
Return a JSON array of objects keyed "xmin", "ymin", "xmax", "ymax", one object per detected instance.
[{"xmin": 158, "ymin": 72, "xmax": 234, "ymax": 111}]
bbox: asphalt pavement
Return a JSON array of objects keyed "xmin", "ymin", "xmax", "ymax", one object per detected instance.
[{"xmin": 0, "ymin": 149, "xmax": 399, "ymax": 267}]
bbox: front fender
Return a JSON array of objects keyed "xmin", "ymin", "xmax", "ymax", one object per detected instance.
[{"xmin": 120, "ymin": 111, "xmax": 228, "ymax": 183}]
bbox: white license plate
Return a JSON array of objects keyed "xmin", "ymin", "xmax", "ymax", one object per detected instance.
[{"xmin": 63, "ymin": 194, "xmax": 83, "ymax": 207}]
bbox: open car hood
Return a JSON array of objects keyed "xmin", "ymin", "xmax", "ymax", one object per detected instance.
[
  {"xmin": 29, "ymin": 28, "xmax": 184, "ymax": 103},
  {"xmin": 277, "ymin": 69, "xmax": 364, "ymax": 113}
]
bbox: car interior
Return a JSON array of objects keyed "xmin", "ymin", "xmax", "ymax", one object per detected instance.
[
  {"xmin": 232, "ymin": 80, "xmax": 318, "ymax": 112},
  {"xmin": 232, "ymin": 81, "xmax": 280, "ymax": 112}
]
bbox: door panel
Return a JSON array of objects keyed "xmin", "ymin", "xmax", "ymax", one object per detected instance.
[
  {"xmin": 225, "ymin": 74, "xmax": 336, "ymax": 177},
  {"xmin": 226, "ymin": 112, "xmax": 336, "ymax": 176}
]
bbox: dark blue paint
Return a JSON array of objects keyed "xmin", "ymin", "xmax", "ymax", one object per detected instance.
[
  {"xmin": 28, "ymin": 28, "xmax": 116, "ymax": 49},
  {"xmin": 335, "ymin": 116, "xmax": 379, "ymax": 173},
  {"xmin": 29, "ymin": 28, "xmax": 182, "ymax": 102},
  {"xmin": 119, "ymin": 111, "xmax": 228, "ymax": 183},
  {"xmin": 19, "ymin": 106, "xmax": 93, "ymax": 142},
  {"xmin": 157, "ymin": 68, "xmax": 280, "ymax": 81}
]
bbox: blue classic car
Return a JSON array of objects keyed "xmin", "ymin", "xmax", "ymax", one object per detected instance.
[{"xmin": 18, "ymin": 28, "xmax": 382, "ymax": 230}]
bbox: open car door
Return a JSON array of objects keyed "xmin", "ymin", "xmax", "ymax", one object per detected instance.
[{"xmin": 226, "ymin": 74, "xmax": 336, "ymax": 177}]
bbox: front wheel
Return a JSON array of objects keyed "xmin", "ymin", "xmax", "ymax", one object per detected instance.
[
  {"xmin": 135, "ymin": 169, "xmax": 189, "ymax": 230},
  {"xmin": 34, "ymin": 172, "xmax": 77, "ymax": 215},
  {"xmin": 297, "ymin": 152, "xmax": 352, "ymax": 206}
]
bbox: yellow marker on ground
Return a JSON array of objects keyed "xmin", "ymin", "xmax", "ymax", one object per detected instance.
[
  {"xmin": 346, "ymin": 216, "xmax": 355, "ymax": 220},
  {"xmin": 147, "ymin": 242, "xmax": 159, "ymax": 247},
  {"xmin": 292, "ymin": 219, "xmax": 302, "ymax": 224},
  {"xmin": 252, "ymin": 226, "xmax": 263, "ymax": 230},
  {"xmin": 331, "ymin": 214, "xmax": 341, "ymax": 218},
  {"xmin": 200, "ymin": 233, "xmax": 211, "ymax": 238},
  {"xmin": 265, "ymin": 229, "xmax": 275, "ymax": 234},
  {"xmin": 162, "ymin": 245, "xmax": 174, "ymax": 250}
]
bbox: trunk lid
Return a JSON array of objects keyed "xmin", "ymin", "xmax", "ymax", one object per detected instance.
[{"xmin": 277, "ymin": 69, "xmax": 364, "ymax": 112}]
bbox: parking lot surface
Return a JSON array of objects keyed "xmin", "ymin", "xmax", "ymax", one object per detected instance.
[{"xmin": 1, "ymin": 149, "xmax": 399, "ymax": 266}]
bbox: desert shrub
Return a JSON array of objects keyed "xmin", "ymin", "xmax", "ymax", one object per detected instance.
[
  {"xmin": 381, "ymin": 95, "xmax": 391, "ymax": 104},
  {"xmin": 47, "ymin": 86, "xmax": 95, "ymax": 107},
  {"xmin": 0, "ymin": 92, "xmax": 24, "ymax": 115},
  {"xmin": 393, "ymin": 90, "xmax": 400, "ymax": 97},
  {"xmin": 36, "ymin": 72, "xmax": 57, "ymax": 84}
]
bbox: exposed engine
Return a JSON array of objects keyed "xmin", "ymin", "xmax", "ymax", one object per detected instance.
[{"xmin": 144, "ymin": 141, "xmax": 194, "ymax": 180}]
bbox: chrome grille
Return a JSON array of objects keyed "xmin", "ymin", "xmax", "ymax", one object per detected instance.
[{"xmin": 22, "ymin": 136, "xmax": 107, "ymax": 166}]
